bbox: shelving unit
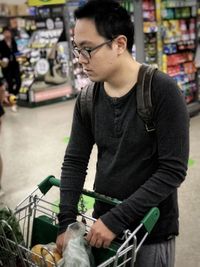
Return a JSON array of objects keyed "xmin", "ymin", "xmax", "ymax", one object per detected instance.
[
  {"xmin": 0, "ymin": 3, "xmax": 75, "ymax": 108},
  {"xmin": 143, "ymin": 0, "xmax": 158, "ymax": 66},
  {"xmin": 16, "ymin": 3, "xmax": 76, "ymax": 107},
  {"xmin": 195, "ymin": 3, "xmax": 200, "ymax": 108},
  {"xmin": 67, "ymin": 0, "xmax": 90, "ymax": 93},
  {"xmin": 160, "ymin": 0, "xmax": 200, "ymax": 115},
  {"xmin": 133, "ymin": 0, "xmax": 200, "ymax": 116}
]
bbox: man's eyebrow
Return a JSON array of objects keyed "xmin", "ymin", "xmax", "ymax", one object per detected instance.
[{"xmin": 73, "ymin": 40, "xmax": 94, "ymax": 47}]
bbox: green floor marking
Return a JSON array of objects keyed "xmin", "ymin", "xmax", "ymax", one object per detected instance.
[
  {"xmin": 52, "ymin": 195, "xmax": 95, "ymax": 214},
  {"xmin": 52, "ymin": 199, "xmax": 59, "ymax": 214},
  {"xmin": 63, "ymin": 136, "xmax": 70, "ymax": 143},
  {"xmin": 80, "ymin": 195, "xmax": 95, "ymax": 210},
  {"xmin": 188, "ymin": 159, "xmax": 195, "ymax": 167}
]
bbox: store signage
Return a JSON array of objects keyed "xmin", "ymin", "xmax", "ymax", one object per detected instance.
[
  {"xmin": 28, "ymin": 0, "xmax": 65, "ymax": 7},
  {"xmin": 35, "ymin": 59, "xmax": 49, "ymax": 75},
  {"xmin": 46, "ymin": 18, "xmax": 55, "ymax": 30}
]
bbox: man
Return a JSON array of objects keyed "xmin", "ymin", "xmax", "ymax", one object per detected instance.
[
  {"xmin": 0, "ymin": 27, "xmax": 21, "ymax": 111},
  {"xmin": 56, "ymin": 1, "xmax": 189, "ymax": 266}
]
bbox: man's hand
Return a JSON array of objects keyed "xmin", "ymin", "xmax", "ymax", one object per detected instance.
[
  {"xmin": 86, "ymin": 218, "xmax": 116, "ymax": 248},
  {"xmin": 56, "ymin": 232, "xmax": 65, "ymax": 255},
  {"xmin": 56, "ymin": 229, "xmax": 75, "ymax": 254}
]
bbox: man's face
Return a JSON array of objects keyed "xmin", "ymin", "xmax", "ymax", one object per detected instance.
[
  {"xmin": 74, "ymin": 18, "xmax": 118, "ymax": 82},
  {"xmin": 3, "ymin": 30, "xmax": 12, "ymax": 40}
]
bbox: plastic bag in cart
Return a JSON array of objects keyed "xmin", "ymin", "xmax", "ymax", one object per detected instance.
[{"xmin": 62, "ymin": 222, "xmax": 95, "ymax": 267}]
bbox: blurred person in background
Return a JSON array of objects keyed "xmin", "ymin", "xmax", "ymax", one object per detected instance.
[{"xmin": 0, "ymin": 27, "xmax": 21, "ymax": 112}]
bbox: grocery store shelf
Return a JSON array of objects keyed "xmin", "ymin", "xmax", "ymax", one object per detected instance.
[
  {"xmin": 18, "ymin": 83, "xmax": 76, "ymax": 108},
  {"xmin": 162, "ymin": 1, "xmax": 197, "ymax": 8},
  {"xmin": 18, "ymin": 94, "xmax": 76, "ymax": 108},
  {"xmin": 187, "ymin": 101, "xmax": 200, "ymax": 117}
]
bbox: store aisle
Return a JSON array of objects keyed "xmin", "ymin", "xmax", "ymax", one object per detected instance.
[{"xmin": 0, "ymin": 101, "xmax": 199, "ymax": 267}]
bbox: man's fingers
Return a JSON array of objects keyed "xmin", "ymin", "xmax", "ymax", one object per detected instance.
[
  {"xmin": 56, "ymin": 244, "xmax": 62, "ymax": 255},
  {"xmin": 85, "ymin": 230, "xmax": 92, "ymax": 243},
  {"xmin": 86, "ymin": 229, "xmax": 101, "ymax": 247},
  {"xmin": 56, "ymin": 232, "xmax": 66, "ymax": 254},
  {"xmin": 94, "ymin": 238, "xmax": 103, "ymax": 248},
  {"xmin": 86, "ymin": 234, "xmax": 103, "ymax": 248},
  {"xmin": 102, "ymin": 240, "xmax": 110, "ymax": 249},
  {"xmin": 85, "ymin": 219, "xmax": 116, "ymax": 248},
  {"xmin": 86, "ymin": 231, "xmax": 111, "ymax": 248},
  {"xmin": 89, "ymin": 234, "xmax": 97, "ymax": 247}
]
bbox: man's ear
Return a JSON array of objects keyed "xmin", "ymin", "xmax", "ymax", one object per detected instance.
[{"xmin": 114, "ymin": 35, "xmax": 127, "ymax": 55}]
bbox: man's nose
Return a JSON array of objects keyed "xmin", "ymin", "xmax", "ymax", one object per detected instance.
[{"xmin": 78, "ymin": 53, "xmax": 88, "ymax": 65}]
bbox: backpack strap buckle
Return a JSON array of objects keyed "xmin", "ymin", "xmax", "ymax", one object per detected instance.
[{"xmin": 145, "ymin": 122, "xmax": 156, "ymax": 132}]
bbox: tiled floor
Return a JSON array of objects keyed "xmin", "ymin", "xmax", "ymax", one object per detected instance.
[{"xmin": 0, "ymin": 100, "xmax": 200, "ymax": 267}]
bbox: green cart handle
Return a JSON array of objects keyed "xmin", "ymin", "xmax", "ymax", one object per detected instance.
[
  {"xmin": 38, "ymin": 175, "xmax": 160, "ymax": 233},
  {"xmin": 141, "ymin": 207, "xmax": 160, "ymax": 234},
  {"xmin": 38, "ymin": 175, "xmax": 60, "ymax": 194},
  {"xmin": 38, "ymin": 175, "xmax": 121, "ymax": 206}
]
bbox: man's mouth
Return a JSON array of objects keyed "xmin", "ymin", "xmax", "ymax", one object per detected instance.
[{"xmin": 83, "ymin": 69, "xmax": 93, "ymax": 74}]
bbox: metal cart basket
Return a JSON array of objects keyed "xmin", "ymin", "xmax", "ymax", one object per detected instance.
[{"xmin": 0, "ymin": 175, "xmax": 160, "ymax": 267}]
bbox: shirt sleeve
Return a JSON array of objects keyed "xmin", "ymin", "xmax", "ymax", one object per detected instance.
[
  {"xmin": 100, "ymin": 71, "xmax": 190, "ymax": 235},
  {"xmin": 57, "ymin": 93, "xmax": 94, "ymax": 234}
]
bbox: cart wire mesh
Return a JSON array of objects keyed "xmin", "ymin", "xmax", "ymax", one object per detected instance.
[{"xmin": 0, "ymin": 176, "xmax": 160, "ymax": 267}]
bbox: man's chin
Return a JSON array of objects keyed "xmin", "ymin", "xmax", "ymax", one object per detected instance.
[{"xmin": 88, "ymin": 77, "xmax": 102, "ymax": 82}]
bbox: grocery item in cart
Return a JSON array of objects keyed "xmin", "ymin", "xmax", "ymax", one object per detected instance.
[
  {"xmin": 31, "ymin": 242, "xmax": 62, "ymax": 267},
  {"xmin": 62, "ymin": 221, "xmax": 95, "ymax": 267},
  {"xmin": 0, "ymin": 176, "xmax": 160, "ymax": 267}
]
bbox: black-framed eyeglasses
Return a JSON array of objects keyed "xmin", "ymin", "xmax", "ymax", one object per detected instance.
[{"xmin": 73, "ymin": 39, "xmax": 113, "ymax": 61}]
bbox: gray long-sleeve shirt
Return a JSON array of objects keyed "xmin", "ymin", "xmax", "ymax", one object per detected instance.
[{"xmin": 58, "ymin": 70, "xmax": 189, "ymax": 243}]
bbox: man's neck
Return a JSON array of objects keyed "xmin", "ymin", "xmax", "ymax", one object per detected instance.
[{"xmin": 104, "ymin": 57, "xmax": 141, "ymax": 98}]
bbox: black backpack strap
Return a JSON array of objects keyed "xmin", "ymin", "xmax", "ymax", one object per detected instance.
[
  {"xmin": 80, "ymin": 82, "xmax": 95, "ymax": 131},
  {"xmin": 137, "ymin": 64, "xmax": 157, "ymax": 132}
]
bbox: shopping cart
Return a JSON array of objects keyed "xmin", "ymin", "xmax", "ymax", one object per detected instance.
[{"xmin": 0, "ymin": 175, "xmax": 160, "ymax": 267}]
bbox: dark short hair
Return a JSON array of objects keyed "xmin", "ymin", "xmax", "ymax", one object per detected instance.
[
  {"xmin": 74, "ymin": 0, "xmax": 134, "ymax": 53},
  {"xmin": 2, "ymin": 26, "xmax": 11, "ymax": 33}
]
